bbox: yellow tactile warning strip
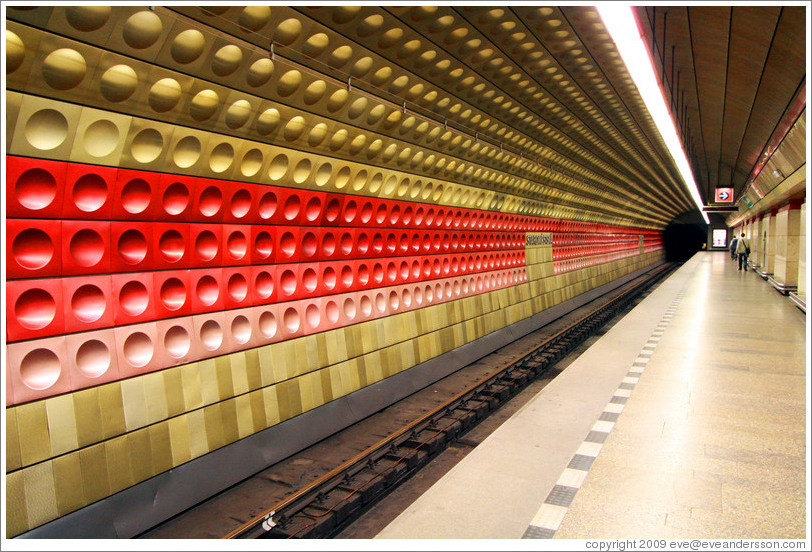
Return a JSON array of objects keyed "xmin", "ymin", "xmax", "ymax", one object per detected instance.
[{"xmin": 522, "ymin": 290, "xmax": 686, "ymax": 539}]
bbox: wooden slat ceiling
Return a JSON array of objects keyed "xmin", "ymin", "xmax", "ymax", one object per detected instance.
[{"xmin": 636, "ymin": 5, "xmax": 806, "ymax": 208}]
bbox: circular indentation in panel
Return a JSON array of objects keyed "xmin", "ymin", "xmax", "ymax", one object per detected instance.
[
  {"xmin": 256, "ymin": 108, "xmax": 280, "ymax": 135},
  {"xmin": 227, "ymin": 272, "xmax": 248, "ymax": 302},
  {"xmin": 305, "ymin": 196, "xmax": 322, "ymax": 222},
  {"xmin": 162, "ymin": 181, "xmax": 190, "ymax": 215},
  {"xmin": 70, "ymin": 228, "xmax": 104, "ymax": 267},
  {"xmin": 70, "ymin": 283, "xmax": 106, "ymax": 324},
  {"xmin": 280, "ymin": 269, "xmax": 297, "ymax": 296},
  {"xmin": 100, "ymin": 64, "xmax": 138, "ymax": 102},
  {"xmin": 117, "ymin": 228, "xmax": 147, "ymax": 265},
  {"xmin": 254, "ymin": 231, "xmax": 273, "ymax": 259},
  {"xmin": 42, "ymin": 48, "xmax": 86, "ymax": 90},
  {"xmin": 325, "ymin": 300, "xmax": 340, "ymax": 324},
  {"xmin": 328, "ymin": 45, "xmax": 352, "ymax": 68},
  {"xmin": 119, "ymin": 280, "xmax": 149, "ymax": 316},
  {"xmin": 302, "ymin": 267, "xmax": 317, "ymax": 293},
  {"xmin": 268, "ymin": 154, "xmax": 288, "ymax": 181},
  {"xmin": 130, "ymin": 128, "xmax": 164, "ymax": 163},
  {"xmin": 158, "ymin": 229, "xmax": 184, "ymax": 262},
  {"xmin": 280, "ymin": 195, "xmax": 300, "ymax": 223},
  {"xmin": 327, "ymin": 89, "xmax": 349, "ymax": 113},
  {"xmin": 171, "ymin": 29, "xmax": 206, "ymax": 64},
  {"xmin": 357, "ymin": 14, "xmax": 384, "ymax": 37},
  {"xmin": 324, "ymin": 199, "xmax": 341, "ymax": 224},
  {"xmin": 199, "ymin": 319, "xmax": 223, "ymax": 350},
  {"xmin": 279, "ymin": 231, "xmax": 296, "ymax": 258},
  {"xmin": 196, "ymin": 275, "xmax": 219, "ymax": 306},
  {"xmin": 198, "ymin": 185, "xmax": 222, "ymax": 216},
  {"xmin": 284, "ymin": 116, "xmax": 307, "ymax": 142},
  {"xmin": 209, "ymin": 142, "xmax": 234, "ymax": 173},
  {"xmin": 347, "ymin": 97, "xmax": 368, "ymax": 119},
  {"xmin": 275, "ymin": 18, "xmax": 302, "ymax": 45},
  {"xmin": 149, "ymin": 78, "xmax": 181, "ymax": 112},
  {"xmin": 227, "ymin": 230, "xmax": 248, "ymax": 260},
  {"xmin": 164, "ymin": 325, "xmax": 191, "ymax": 358},
  {"xmin": 24, "ymin": 109, "xmax": 68, "ymax": 151},
  {"xmin": 359, "ymin": 295, "xmax": 373, "ymax": 317},
  {"xmin": 283, "ymin": 307, "xmax": 301, "ymax": 333},
  {"xmin": 308, "ymin": 123, "xmax": 329, "ymax": 148},
  {"xmin": 72, "ymin": 173, "xmax": 108, "ymax": 213},
  {"xmin": 342, "ymin": 296, "xmax": 357, "ymax": 320},
  {"xmin": 322, "ymin": 265, "xmax": 337, "ymax": 290},
  {"xmin": 239, "ymin": 5, "xmax": 271, "ymax": 31},
  {"xmin": 6, "ymin": 30, "xmax": 25, "ymax": 74},
  {"xmin": 305, "ymin": 303, "xmax": 320, "ymax": 329},
  {"xmin": 303, "ymin": 80, "xmax": 327, "ymax": 105},
  {"xmin": 75, "ymin": 339, "xmax": 110, "ymax": 378},
  {"xmin": 232, "ymin": 315, "xmax": 251, "ymax": 344},
  {"xmin": 83, "ymin": 119, "xmax": 119, "ymax": 157},
  {"xmin": 20, "ymin": 349, "xmax": 61, "ymax": 390},
  {"xmin": 247, "ymin": 58, "xmax": 274, "ymax": 87},
  {"xmin": 288, "ymin": 161, "xmax": 311, "ymax": 187},
  {"xmin": 301, "ymin": 231, "xmax": 317, "ymax": 259},
  {"xmin": 254, "ymin": 270, "xmax": 274, "ymax": 300},
  {"xmin": 277, "ymin": 69, "xmax": 302, "ymax": 97},
  {"xmin": 229, "ymin": 189, "xmax": 251, "ymax": 218},
  {"xmin": 16, "ymin": 168, "xmax": 56, "ymax": 210},
  {"xmin": 121, "ymin": 178, "xmax": 151, "ymax": 214},
  {"xmin": 259, "ymin": 191, "xmax": 277, "ymax": 219},
  {"xmin": 122, "ymin": 10, "xmax": 163, "ymax": 49},
  {"xmin": 226, "ymin": 99, "xmax": 252, "ymax": 129},
  {"xmin": 212, "ymin": 44, "xmax": 243, "ymax": 76},
  {"xmin": 303, "ymin": 33, "xmax": 330, "ymax": 58},
  {"xmin": 259, "ymin": 310, "xmax": 277, "ymax": 338},
  {"xmin": 172, "ymin": 135, "xmax": 201, "ymax": 168},
  {"xmin": 195, "ymin": 230, "xmax": 218, "ymax": 261},
  {"xmin": 333, "ymin": 6, "xmax": 361, "ymax": 24},
  {"xmin": 240, "ymin": 148, "xmax": 263, "ymax": 177},
  {"xmin": 341, "ymin": 265, "xmax": 354, "ymax": 288},
  {"xmin": 12, "ymin": 228, "xmax": 53, "ymax": 270},
  {"xmin": 190, "ymin": 89, "xmax": 220, "ymax": 121},
  {"xmin": 15, "ymin": 288, "xmax": 56, "ymax": 330},
  {"xmin": 160, "ymin": 277, "xmax": 186, "ymax": 311}
]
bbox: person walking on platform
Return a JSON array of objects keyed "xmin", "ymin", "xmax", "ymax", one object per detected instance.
[
  {"xmin": 735, "ymin": 232, "xmax": 750, "ymax": 271},
  {"xmin": 729, "ymin": 235, "xmax": 738, "ymax": 260}
]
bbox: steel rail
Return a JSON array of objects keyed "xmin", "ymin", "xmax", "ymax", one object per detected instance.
[{"xmin": 223, "ymin": 261, "xmax": 675, "ymax": 539}]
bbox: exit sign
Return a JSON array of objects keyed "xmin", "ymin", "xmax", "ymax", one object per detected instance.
[{"xmin": 715, "ymin": 188, "xmax": 734, "ymax": 202}]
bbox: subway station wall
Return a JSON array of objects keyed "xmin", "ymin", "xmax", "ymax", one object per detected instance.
[{"xmin": 5, "ymin": 6, "xmax": 665, "ymax": 537}]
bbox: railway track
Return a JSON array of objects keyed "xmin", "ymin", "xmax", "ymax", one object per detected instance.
[{"xmin": 140, "ymin": 261, "xmax": 676, "ymax": 539}]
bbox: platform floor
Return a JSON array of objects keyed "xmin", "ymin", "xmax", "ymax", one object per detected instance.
[{"xmin": 375, "ymin": 252, "xmax": 807, "ymax": 540}]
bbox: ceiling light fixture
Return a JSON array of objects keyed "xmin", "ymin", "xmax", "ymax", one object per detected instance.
[{"xmin": 596, "ymin": 5, "xmax": 709, "ymax": 224}]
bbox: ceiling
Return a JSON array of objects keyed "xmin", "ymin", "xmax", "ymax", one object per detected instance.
[
  {"xmin": 168, "ymin": 4, "xmax": 703, "ymax": 229},
  {"xmin": 635, "ymin": 5, "xmax": 807, "ymax": 210}
]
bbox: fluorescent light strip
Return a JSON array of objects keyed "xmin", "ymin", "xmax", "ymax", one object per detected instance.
[{"xmin": 597, "ymin": 5, "xmax": 709, "ymax": 224}]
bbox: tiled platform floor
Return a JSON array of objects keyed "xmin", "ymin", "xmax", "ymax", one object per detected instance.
[{"xmin": 376, "ymin": 252, "xmax": 807, "ymax": 539}]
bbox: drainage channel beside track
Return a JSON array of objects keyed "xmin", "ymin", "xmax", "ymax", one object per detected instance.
[{"xmin": 219, "ymin": 262, "xmax": 677, "ymax": 539}]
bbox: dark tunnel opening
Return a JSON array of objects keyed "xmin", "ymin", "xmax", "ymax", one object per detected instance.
[{"xmin": 663, "ymin": 222, "xmax": 707, "ymax": 262}]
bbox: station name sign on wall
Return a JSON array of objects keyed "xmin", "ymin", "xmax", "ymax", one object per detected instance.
[{"xmin": 525, "ymin": 233, "xmax": 553, "ymax": 246}]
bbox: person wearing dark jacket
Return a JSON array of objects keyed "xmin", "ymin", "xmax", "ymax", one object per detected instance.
[
  {"xmin": 729, "ymin": 236, "xmax": 738, "ymax": 260},
  {"xmin": 735, "ymin": 233, "xmax": 750, "ymax": 271}
]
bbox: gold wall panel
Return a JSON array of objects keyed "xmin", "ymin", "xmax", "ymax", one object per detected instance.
[{"xmin": 5, "ymin": 16, "xmax": 668, "ymax": 226}]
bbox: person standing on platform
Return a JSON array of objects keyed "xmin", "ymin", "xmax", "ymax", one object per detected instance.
[
  {"xmin": 735, "ymin": 232, "xmax": 750, "ymax": 271},
  {"xmin": 729, "ymin": 235, "xmax": 738, "ymax": 260}
]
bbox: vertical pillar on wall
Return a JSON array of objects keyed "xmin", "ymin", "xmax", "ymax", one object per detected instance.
[
  {"xmin": 789, "ymin": 201, "xmax": 805, "ymax": 310},
  {"xmin": 768, "ymin": 201, "xmax": 802, "ymax": 294},
  {"xmin": 762, "ymin": 210, "xmax": 778, "ymax": 277}
]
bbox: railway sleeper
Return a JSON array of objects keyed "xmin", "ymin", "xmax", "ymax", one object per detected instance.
[
  {"xmin": 403, "ymin": 429, "xmax": 445, "ymax": 455},
  {"xmin": 266, "ymin": 508, "xmax": 334, "ymax": 539},
  {"xmin": 449, "ymin": 407, "xmax": 478, "ymax": 430},
  {"xmin": 338, "ymin": 471, "xmax": 386, "ymax": 506},
  {"xmin": 459, "ymin": 399, "xmax": 491, "ymax": 419},
  {"xmin": 307, "ymin": 488, "xmax": 364, "ymax": 527},
  {"xmin": 383, "ymin": 448, "xmax": 428, "ymax": 471},
  {"xmin": 371, "ymin": 457, "xmax": 410, "ymax": 487}
]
